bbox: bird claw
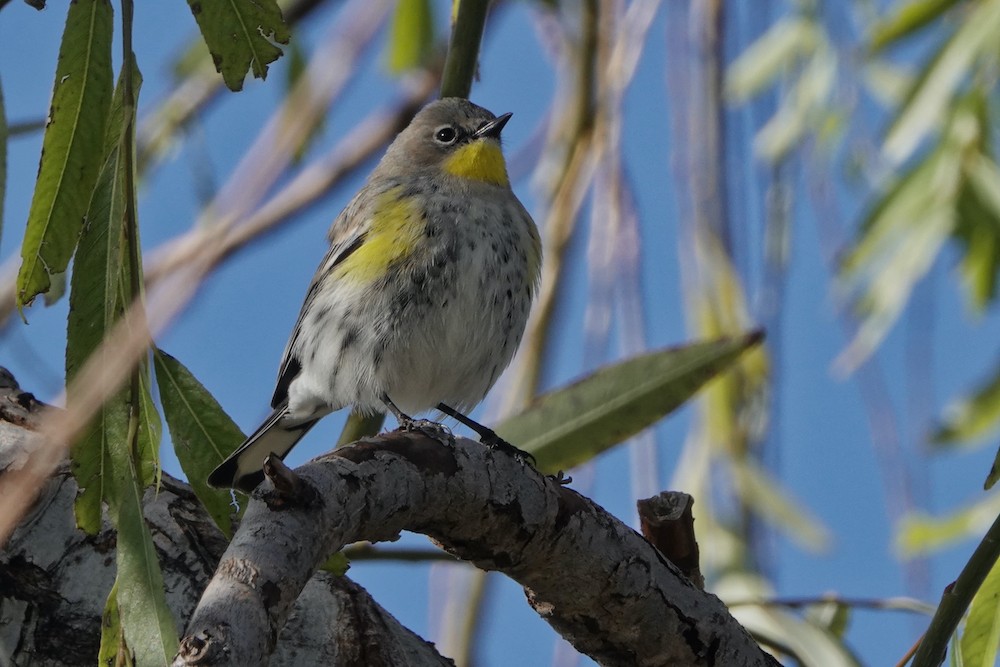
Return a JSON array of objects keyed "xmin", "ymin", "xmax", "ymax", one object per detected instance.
[
  {"xmin": 397, "ymin": 418, "xmax": 454, "ymax": 444},
  {"xmin": 548, "ymin": 470, "xmax": 572, "ymax": 486},
  {"xmin": 480, "ymin": 432, "xmax": 537, "ymax": 467}
]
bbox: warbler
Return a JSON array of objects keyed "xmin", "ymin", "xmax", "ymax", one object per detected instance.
[{"xmin": 209, "ymin": 98, "xmax": 542, "ymax": 492}]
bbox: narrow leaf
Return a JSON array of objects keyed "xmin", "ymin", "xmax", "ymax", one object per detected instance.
[
  {"xmin": 154, "ymin": 348, "xmax": 245, "ymax": 536},
  {"xmin": 186, "ymin": 0, "xmax": 289, "ymax": 91},
  {"xmin": 66, "ymin": 69, "xmax": 139, "ymax": 533},
  {"xmin": 962, "ymin": 556, "xmax": 1000, "ymax": 667},
  {"xmin": 754, "ymin": 45, "xmax": 837, "ymax": 162},
  {"xmin": 116, "ymin": 454, "xmax": 179, "ymax": 664},
  {"xmin": 934, "ymin": 362, "xmax": 1000, "ymax": 449},
  {"xmin": 868, "ymin": 0, "xmax": 963, "ymax": 52},
  {"xmin": 725, "ymin": 16, "xmax": 818, "ymax": 102},
  {"xmin": 897, "ymin": 493, "xmax": 1000, "ymax": 557},
  {"xmin": 883, "ymin": 0, "xmax": 1000, "ymax": 164},
  {"xmin": 495, "ymin": 332, "xmax": 764, "ymax": 473},
  {"xmin": 17, "ymin": 0, "xmax": 113, "ymax": 308},
  {"xmin": 732, "ymin": 459, "xmax": 831, "ymax": 552},
  {"xmin": 718, "ymin": 572, "xmax": 862, "ymax": 667},
  {"xmin": 385, "ymin": 0, "xmax": 434, "ymax": 74},
  {"xmin": 98, "ymin": 580, "xmax": 134, "ymax": 667}
]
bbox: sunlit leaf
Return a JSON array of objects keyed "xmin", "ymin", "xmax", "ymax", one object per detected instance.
[
  {"xmin": 755, "ymin": 45, "xmax": 837, "ymax": 162},
  {"xmin": 883, "ymin": 0, "xmax": 1000, "ymax": 165},
  {"xmin": 717, "ymin": 572, "xmax": 862, "ymax": 667},
  {"xmin": 495, "ymin": 332, "xmax": 764, "ymax": 473},
  {"xmin": 897, "ymin": 493, "xmax": 1000, "ymax": 557},
  {"xmin": 385, "ymin": 0, "xmax": 434, "ymax": 74},
  {"xmin": 185, "ymin": 0, "xmax": 289, "ymax": 91},
  {"xmin": 863, "ymin": 61, "xmax": 915, "ymax": 109},
  {"xmin": 837, "ymin": 141, "xmax": 962, "ymax": 371},
  {"xmin": 17, "ymin": 0, "xmax": 113, "ymax": 308},
  {"xmin": 731, "ymin": 459, "xmax": 831, "ymax": 552},
  {"xmin": 933, "ymin": 361, "xmax": 1000, "ymax": 449},
  {"xmin": 804, "ymin": 600, "xmax": 851, "ymax": 639},
  {"xmin": 154, "ymin": 348, "xmax": 245, "ymax": 536},
  {"xmin": 320, "ymin": 552, "xmax": 350, "ymax": 576},
  {"xmin": 868, "ymin": 0, "xmax": 963, "ymax": 52},
  {"xmin": 962, "ymin": 556, "xmax": 1000, "ymax": 667},
  {"xmin": 725, "ymin": 16, "xmax": 819, "ymax": 102}
]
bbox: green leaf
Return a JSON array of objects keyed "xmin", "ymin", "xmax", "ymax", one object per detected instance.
[
  {"xmin": 16, "ymin": 0, "xmax": 113, "ymax": 309},
  {"xmin": 934, "ymin": 362, "xmax": 1000, "ymax": 449},
  {"xmin": 319, "ymin": 552, "xmax": 351, "ymax": 576},
  {"xmin": 98, "ymin": 580, "xmax": 135, "ymax": 666},
  {"xmin": 883, "ymin": 0, "xmax": 1000, "ymax": 165},
  {"xmin": 185, "ymin": 0, "xmax": 289, "ymax": 92},
  {"xmin": 962, "ymin": 556, "xmax": 1000, "ymax": 667},
  {"xmin": 66, "ymin": 68, "xmax": 140, "ymax": 533},
  {"xmin": 385, "ymin": 0, "xmax": 434, "ymax": 74},
  {"xmin": 837, "ymin": 122, "xmax": 967, "ymax": 371},
  {"xmin": 868, "ymin": 0, "xmax": 963, "ymax": 53},
  {"xmin": 725, "ymin": 16, "xmax": 819, "ymax": 103},
  {"xmin": 754, "ymin": 45, "xmax": 837, "ymax": 162},
  {"xmin": 138, "ymin": 369, "xmax": 162, "ymax": 489},
  {"xmin": 897, "ymin": 493, "xmax": 1000, "ymax": 557},
  {"xmin": 495, "ymin": 332, "xmax": 764, "ymax": 473},
  {"xmin": 956, "ymin": 156, "xmax": 1000, "ymax": 310},
  {"xmin": 986, "ymin": 445, "xmax": 1000, "ymax": 490},
  {"xmin": 153, "ymin": 348, "xmax": 245, "ymax": 536},
  {"xmin": 116, "ymin": 453, "xmax": 179, "ymax": 665},
  {"xmin": 731, "ymin": 459, "xmax": 831, "ymax": 552},
  {"xmin": 717, "ymin": 572, "xmax": 862, "ymax": 667}
]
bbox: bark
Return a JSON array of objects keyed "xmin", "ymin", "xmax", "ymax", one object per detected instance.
[
  {"xmin": 177, "ymin": 430, "xmax": 779, "ymax": 667},
  {"xmin": 0, "ymin": 374, "xmax": 451, "ymax": 666}
]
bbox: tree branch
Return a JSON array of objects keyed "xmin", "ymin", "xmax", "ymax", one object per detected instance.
[
  {"xmin": 0, "ymin": 372, "xmax": 451, "ymax": 667},
  {"xmin": 177, "ymin": 431, "xmax": 778, "ymax": 667}
]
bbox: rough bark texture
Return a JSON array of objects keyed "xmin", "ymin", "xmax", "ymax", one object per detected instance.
[
  {"xmin": 178, "ymin": 430, "xmax": 779, "ymax": 667},
  {"xmin": 0, "ymin": 376, "xmax": 451, "ymax": 667}
]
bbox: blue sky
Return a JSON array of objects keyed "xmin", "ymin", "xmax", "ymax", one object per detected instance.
[{"xmin": 4, "ymin": 1, "xmax": 1000, "ymax": 664}]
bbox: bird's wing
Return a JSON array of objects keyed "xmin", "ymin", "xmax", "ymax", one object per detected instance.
[{"xmin": 270, "ymin": 193, "xmax": 375, "ymax": 409}]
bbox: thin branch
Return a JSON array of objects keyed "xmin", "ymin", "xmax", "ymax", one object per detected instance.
[
  {"xmin": 726, "ymin": 595, "xmax": 934, "ymax": 615},
  {"xmin": 440, "ymin": 0, "xmax": 490, "ymax": 98},
  {"xmin": 912, "ymin": 510, "xmax": 1000, "ymax": 666},
  {"xmin": 342, "ymin": 544, "xmax": 459, "ymax": 563}
]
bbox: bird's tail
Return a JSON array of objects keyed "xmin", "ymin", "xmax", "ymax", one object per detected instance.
[{"xmin": 208, "ymin": 407, "xmax": 318, "ymax": 493}]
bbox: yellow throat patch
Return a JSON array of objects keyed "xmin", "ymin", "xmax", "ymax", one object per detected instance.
[{"xmin": 442, "ymin": 139, "xmax": 509, "ymax": 186}]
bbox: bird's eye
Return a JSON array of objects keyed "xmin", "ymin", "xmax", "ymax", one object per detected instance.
[{"xmin": 434, "ymin": 126, "xmax": 458, "ymax": 144}]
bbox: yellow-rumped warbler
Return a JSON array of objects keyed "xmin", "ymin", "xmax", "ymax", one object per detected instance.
[{"xmin": 209, "ymin": 98, "xmax": 541, "ymax": 492}]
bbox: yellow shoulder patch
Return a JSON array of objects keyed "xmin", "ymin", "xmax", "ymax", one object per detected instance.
[
  {"xmin": 442, "ymin": 139, "xmax": 509, "ymax": 186},
  {"xmin": 333, "ymin": 188, "xmax": 424, "ymax": 284}
]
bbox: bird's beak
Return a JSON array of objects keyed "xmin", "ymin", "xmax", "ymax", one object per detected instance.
[{"xmin": 474, "ymin": 112, "xmax": 512, "ymax": 140}]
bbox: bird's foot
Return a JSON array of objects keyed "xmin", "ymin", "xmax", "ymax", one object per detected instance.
[
  {"xmin": 480, "ymin": 430, "xmax": 537, "ymax": 467},
  {"xmin": 548, "ymin": 470, "xmax": 573, "ymax": 486},
  {"xmin": 397, "ymin": 417, "xmax": 454, "ymax": 444}
]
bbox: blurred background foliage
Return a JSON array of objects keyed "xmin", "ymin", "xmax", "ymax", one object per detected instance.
[{"xmin": 4, "ymin": 0, "xmax": 1000, "ymax": 664}]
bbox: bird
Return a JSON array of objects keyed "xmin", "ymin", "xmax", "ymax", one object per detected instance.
[{"xmin": 208, "ymin": 97, "xmax": 542, "ymax": 492}]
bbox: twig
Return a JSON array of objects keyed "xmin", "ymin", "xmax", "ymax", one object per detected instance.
[
  {"xmin": 440, "ymin": 0, "xmax": 490, "ymax": 99},
  {"xmin": 911, "ymin": 510, "xmax": 1000, "ymax": 666}
]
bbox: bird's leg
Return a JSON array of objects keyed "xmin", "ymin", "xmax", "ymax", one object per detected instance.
[
  {"xmin": 436, "ymin": 403, "xmax": 537, "ymax": 467},
  {"xmin": 382, "ymin": 394, "xmax": 452, "ymax": 441}
]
